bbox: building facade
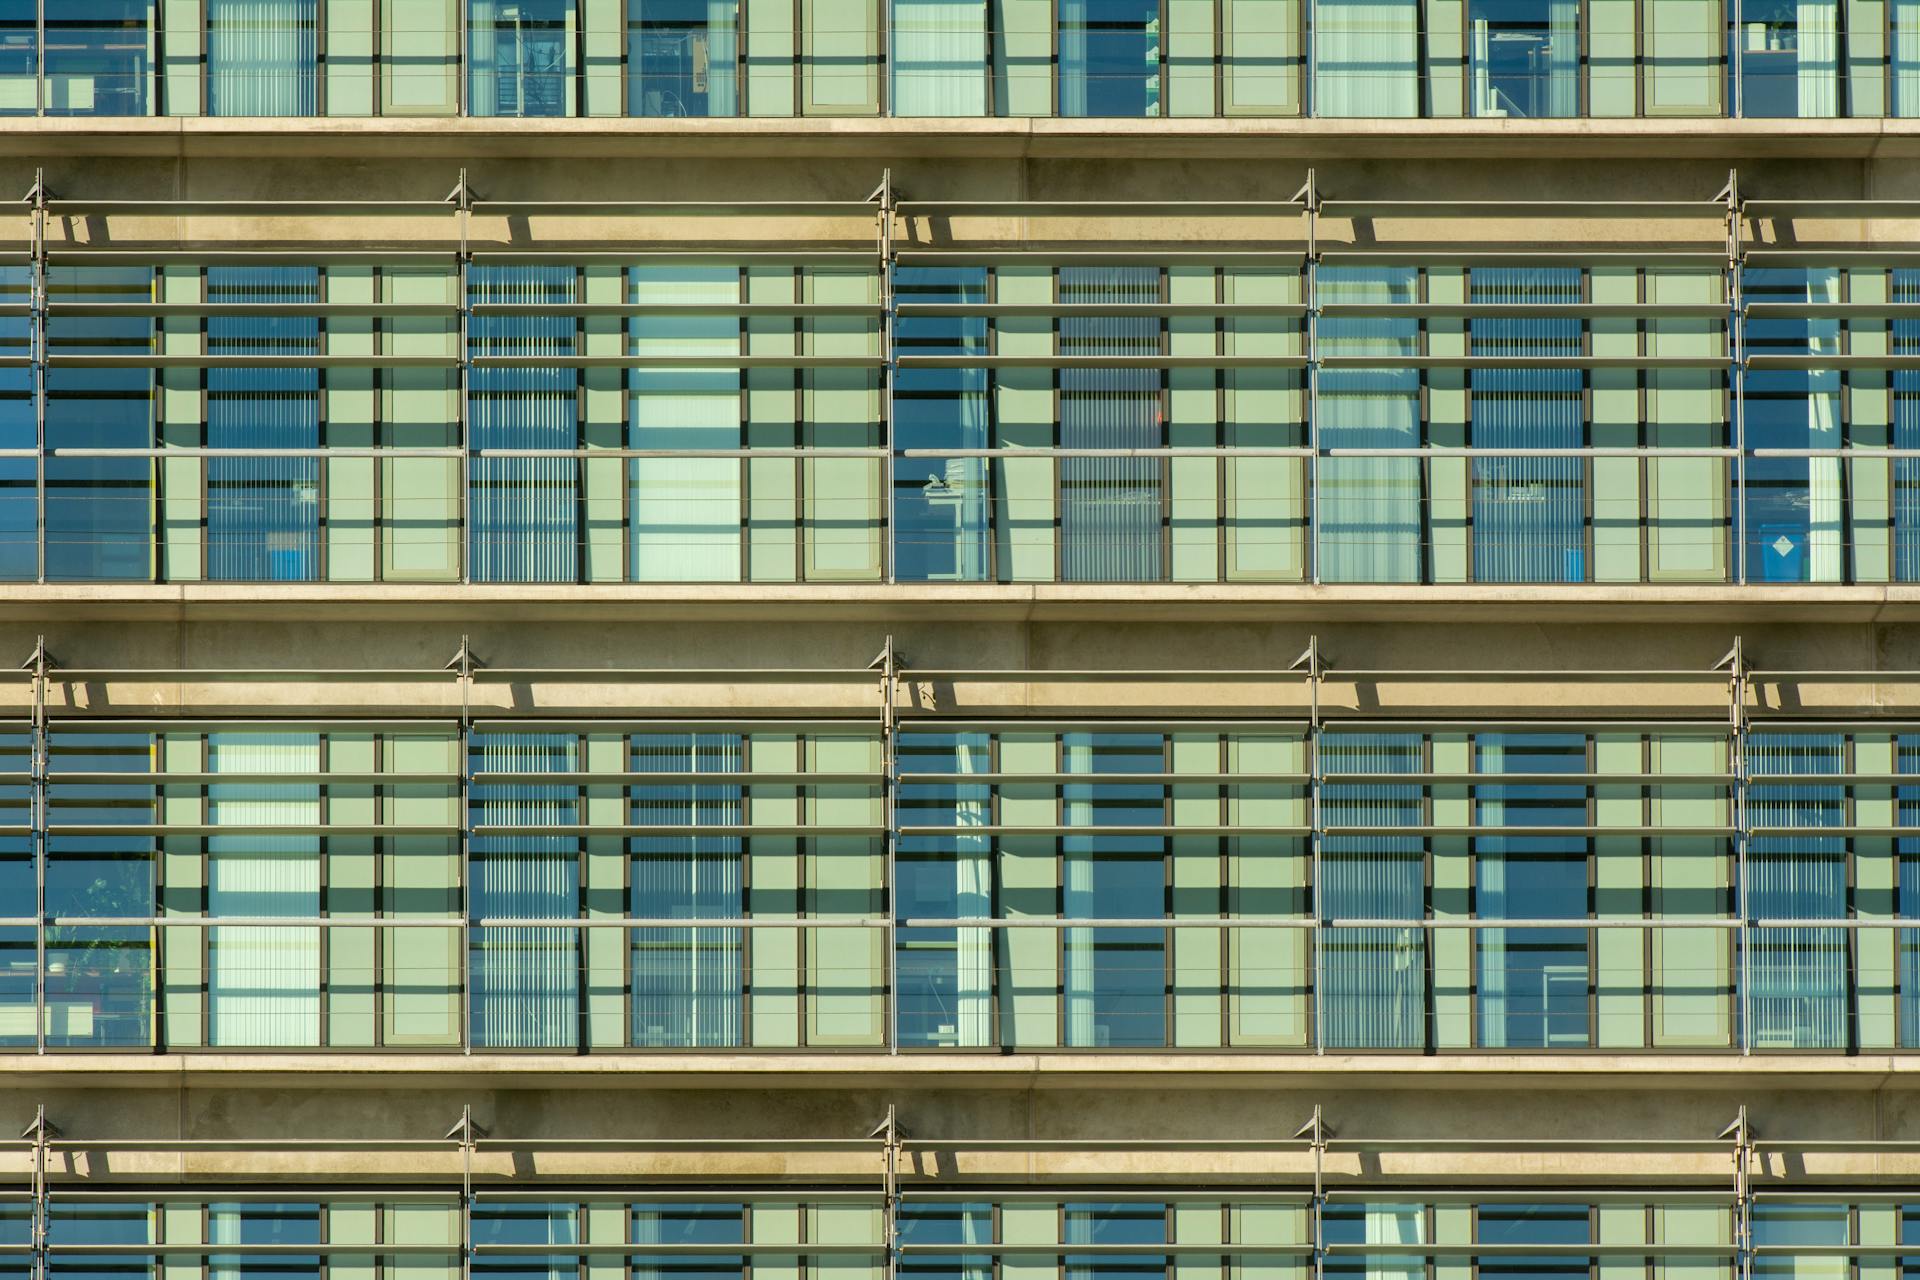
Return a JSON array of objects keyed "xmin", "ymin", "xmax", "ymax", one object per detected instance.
[{"xmin": 5, "ymin": 13, "xmax": 1920, "ymax": 1280}]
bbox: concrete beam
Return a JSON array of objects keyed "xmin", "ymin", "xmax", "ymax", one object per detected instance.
[
  {"xmin": 0, "ymin": 583, "xmax": 1917, "ymax": 625},
  {"xmin": 2, "ymin": 115, "xmax": 1920, "ymax": 161}
]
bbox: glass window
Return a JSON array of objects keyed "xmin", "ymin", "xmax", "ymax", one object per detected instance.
[
  {"xmin": 1744, "ymin": 266, "xmax": 1846, "ymax": 582},
  {"xmin": 0, "ymin": 264, "xmax": 31, "ymax": 580},
  {"xmin": 893, "ymin": 267, "xmax": 992, "ymax": 582},
  {"xmin": 469, "ymin": 732, "xmax": 584, "ymax": 1049},
  {"xmin": 208, "ymin": 1202, "xmax": 323, "ymax": 1280},
  {"xmin": 1316, "ymin": 266, "xmax": 1422, "ymax": 582},
  {"xmin": 1066, "ymin": 1202, "xmax": 1167, "ymax": 1280},
  {"xmin": 45, "ymin": 266, "xmax": 154, "ymax": 581},
  {"xmin": 469, "ymin": 0, "xmax": 573, "ymax": 116},
  {"xmin": 1313, "ymin": 0, "xmax": 1419, "ymax": 115},
  {"xmin": 0, "ymin": 1, "xmax": 35, "ymax": 114},
  {"xmin": 1468, "ymin": 0, "xmax": 1579, "ymax": 115},
  {"xmin": 1470, "ymin": 267, "xmax": 1585, "ymax": 581},
  {"xmin": 1746, "ymin": 731, "xmax": 1849, "ymax": 1049},
  {"xmin": 1738, "ymin": 0, "xmax": 1841, "ymax": 117},
  {"xmin": 469, "ymin": 265, "xmax": 580, "ymax": 583},
  {"xmin": 44, "ymin": 849, "xmax": 154, "ymax": 1049},
  {"xmin": 900, "ymin": 1202, "xmax": 992, "ymax": 1280},
  {"xmin": 1753, "ymin": 1203, "xmax": 1848, "ymax": 1280},
  {"xmin": 629, "ymin": 733, "xmax": 745, "ymax": 1047},
  {"xmin": 628, "ymin": 0, "xmax": 740, "ymax": 116},
  {"xmin": 1064, "ymin": 733, "xmax": 1167, "ymax": 1048},
  {"xmin": 1476, "ymin": 734, "xmax": 1590, "ymax": 1048},
  {"xmin": 892, "ymin": 0, "xmax": 988, "ymax": 114},
  {"xmin": 47, "ymin": 0, "xmax": 152, "ymax": 115},
  {"xmin": 208, "ymin": 0, "xmax": 319, "ymax": 116},
  {"xmin": 473, "ymin": 1201, "xmax": 576, "ymax": 1280},
  {"xmin": 1058, "ymin": 0, "xmax": 1161, "ymax": 116},
  {"xmin": 631, "ymin": 1201, "xmax": 745, "ymax": 1280},
  {"xmin": 1321, "ymin": 732, "xmax": 1427, "ymax": 1049},
  {"xmin": 1059, "ymin": 267, "xmax": 1163, "ymax": 581},
  {"xmin": 206, "ymin": 267, "xmax": 323, "ymax": 580}
]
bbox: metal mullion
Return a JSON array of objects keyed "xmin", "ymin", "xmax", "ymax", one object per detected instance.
[
  {"xmin": 458, "ymin": 648, "xmax": 472, "ymax": 1056},
  {"xmin": 1734, "ymin": 643, "xmax": 1750, "ymax": 1055},
  {"xmin": 1306, "ymin": 187, "xmax": 1320, "ymax": 585},
  {"xmin": 457, "ymin": 181, "xmax": 472, "ymax": 586},
  {"xmin": 31, "ymin": 173, "xmax": 43, "ymax": 586},
  {"xmin": 1734, "ymin": 229, "xmax": 1748, "ymax": 583},
  {"xmin": 30, "ymin": 641, "xmax": 45, "ymax": 1058},
  {"xmin": 880, "ymin": 173, "xmax": 897, "ymax": 586}
]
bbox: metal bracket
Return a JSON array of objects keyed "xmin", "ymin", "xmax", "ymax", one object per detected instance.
[
  {"xmin": 871, "ymin": 638, "xmax": 902, "ymax": 1054},
  {"xmin": 22, "ymin": 640, "xmax": 48, "ymax": 1056},
  {"xmin": 1721, "ymin": 1107, "xmax": 1754, "ymax": 1280},
  {"xmin": 23, "ymin": 1105, "xmax": 56, "ymax": 1280},
  {"xmin": 1293, "ymin": 1105, "xmax": 1332, "ymax": 1200},
  {"xmin": 870, "ymin": 1107, "xmax": 904, "ymax": 1280},
  {"xmin": 448, "ymin": 1108, "xmax": 485, "ymax": 1280},
  {"xmin": 1291, "ymin": 167, "xmax": 1319, "ymax": 264},
  {"xmin": 1714, "ymin": 637, "xmax": 1747, "ymax": 734},
  {"xmin": 1290, "ymin": 635, "xmax": 1325, "ymax": 733}
]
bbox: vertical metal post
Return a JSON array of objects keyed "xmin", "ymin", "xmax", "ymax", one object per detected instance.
[
  {"xmin": 447, "ymin": 1107, "xmax": 484, "ymax": 1280},
  {"xmin": 872, "ymin": 1106, "xmax": 901, "ymax": 1280},
  {"xmin": 1725, "ymin": 171, "xmax": 1746, "ymax": 584},
  {"xmin": 449, "ymin": 637, "xmax": 477, "ymax": 1055},
  {"xmin": 1722, "ymin": 1107, "xmax": 1753, "ymax": 1280},
  {"xmin": 28, "ymin": 170, "xmax": 46, "ymax": 585},
  {"xmin": 1295, "ymin": 171, "xmax": 1321, "ymax": 584},
  {"xmin": 872, "ymin": 635, "xmax": 900, "ymax": 1054},
  {"xmin": 1720, "ymin": 637, "xmax": 1749, "ymax": 1055},
  {"xmin": 450, "ymin": 171, "xmax": 474, "ymax": 584},
  {"xmin": 1295, "ymin": 1106, "xmax": 1329, "ymax": 1280},
  {"xmin": 23, "ymin": 637, "xmax": 47, "ymax": 1056},
  {"xmin": 22, "ymin": 1105, "xmax": 54, "ymax": 1280},
  {"xmin": 873, "ymin": 171, "xmax": 898, "ymax": 585},
  {"xmin": 32, "ymin": 2, "xmax": 41, "ymax": 115},
  {"xmin": 1292, "ymin": 637, "xmax": 1323, "ymax": 1053}
]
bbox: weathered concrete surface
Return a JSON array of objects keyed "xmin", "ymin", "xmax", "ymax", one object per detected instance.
[
  {"xmin": 0, "ymin": 1065, "xmax": 1909, "ymax": 1186},
  {"xmin": 0, "ymin": 617, "xmax": 1905, "ymax": 720}
]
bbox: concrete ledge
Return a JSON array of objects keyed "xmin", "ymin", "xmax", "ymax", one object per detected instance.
[
  {"xmin": 1, "ymin": 582, "xmax": 1918, "ymax": 623},
  {"xmin": 2, "ymin": 1051, "xmax": 1916, "ymax": 1089},
  {"xmin": 0, "ymin": 115, "xmax": 1919, "ymax": 160}
]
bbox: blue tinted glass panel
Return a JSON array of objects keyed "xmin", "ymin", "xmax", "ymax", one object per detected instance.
[
  {"xmin": 629, "ymin": 0, "xmax": 740, "ymax": 116},
  {"xmin": 46, "ymin": 1, "xmax": 150, "ymax": 115}
]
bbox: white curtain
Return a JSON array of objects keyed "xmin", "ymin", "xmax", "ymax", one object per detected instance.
[
  {"xmin": 630, "ymin": 733, "xmax": 745, "ymax": 1047},
  {"xmin": 207, "ymin": 732, "xmax": 321, "ymax": 1047},
  {"xmin": 1059, "ymin": 267, "xmax": 1162, "ymax": 581},
  {"xmin": 469, "ymin": 265, "xmax": 578, "ymax": 582},
  {"xmin": 1797, "ymin": 0, "xmax": 1841, "ymax": 116},
  {"xmin": 893, "ymin": 0, "xmax": 988, "ymax": 114},
  {"xmin": 631, "ymin": 267, "xmax": 742, "ymax": 582},
  {"xmin": 472, "ymin": 734, "xmax": 580, "ymax": 1049},
  {"xmin": 208, "ymin": 0, "xmax": 317, "ymax": 116},
  {"xmin": 1321, "ymin": 733, "xmax": 1426, "ymax": 1049},
  {"xmin": 1548, "ymin": 0, "xmax": 1580, "ymax": 114},
  {"xmin": 1313, "ymin": 0, "xmax": 1419, "ymax": 116},
  {"xmin": 706, "ymin": 0, "xmax": 741, "ymax": 114}
]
